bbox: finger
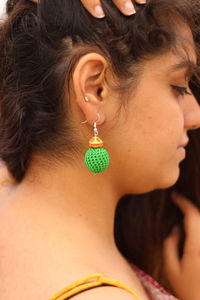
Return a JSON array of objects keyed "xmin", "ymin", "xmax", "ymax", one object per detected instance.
[
  {"xmin": 111, "ymin": 0, "xmax": 136, "ymax": 15},
  {"xmin": 163, "ymin": 227, "xmax": 181, "ymax": 280},
  {"xmin": 80, "ymin": 0, "xmax": 105, "ymax": 18},
  {"xmin": 81, "ymin": 0, "xmax": 146, "ymax": 18},
  {"xmin": 172, "ymin": 192, "xmax": 200, "ymax": 254},
  {"xmin": 135, "ymin": 0, "xmax": 147, "ymax": 3},
  {"xmin": 30, "ymin": 0, "xmax": 146, "ymax": 16},
  {"xmin": 171, "ymin": 192, "xmax": 200, "ymax": 231},
  {"xmin": 112, "ymin": 0, "xmax": 148, "ymax": 15},
  {"xmin": 171, "ymin": 192, "xmax": 200, "ymax": 218}
]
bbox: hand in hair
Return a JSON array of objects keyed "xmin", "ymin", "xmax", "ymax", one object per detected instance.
[
  {"xmin": 30, "ymin": 0, "xmax": 147, "ymax": 17},
  {"xmin": 80, "ymin": 0, "xmax": 147, "ymax": 17},
  {"xmin": 163, "ymin": 192, "xmax": 200, "ymax": 300}
]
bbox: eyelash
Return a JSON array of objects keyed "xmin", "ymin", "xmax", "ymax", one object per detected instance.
[{"xmin": 171, "ymin": 85, "xmax": 192, "ymax": 96}]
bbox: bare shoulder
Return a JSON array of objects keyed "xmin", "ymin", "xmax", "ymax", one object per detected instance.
[{"xmin": 69, "ymin": 285, "xmax": 145, "ymax": 300}]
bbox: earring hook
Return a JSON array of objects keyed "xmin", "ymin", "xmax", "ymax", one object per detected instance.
[
  {"xmin": 81, "ymin": 119, "xmax": 88, "ymax": 124},
  {"xmin": 93, "ymin": 113, "xmax": 100, "ymax": 136},
  {"xmin": 81, "ymin": 113, "xmax": 100, "ymax": 126}
]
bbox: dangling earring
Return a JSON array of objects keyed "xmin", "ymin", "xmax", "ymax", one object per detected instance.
[{"xmin": 84, "ymin": 113, "xmax": 110, "ymax": 174}]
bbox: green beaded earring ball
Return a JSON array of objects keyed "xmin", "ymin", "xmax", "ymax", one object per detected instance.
[{"xmin": 84, "ymin": 136, "xmax": 110, "ymax": 174}]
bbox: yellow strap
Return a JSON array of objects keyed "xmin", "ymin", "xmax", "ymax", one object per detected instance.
[{"xmin": 49, "ymin": 273, "xmax": 143, "ymax": 300}]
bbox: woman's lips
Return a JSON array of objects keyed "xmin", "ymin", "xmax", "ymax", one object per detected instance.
[
  {"xmin": 177, "ymin": 146, "xmax": 186, "ymax": 159},
  {"xmin": 177, "ymin": 139, "xmax": 188, "ymax": 159}
]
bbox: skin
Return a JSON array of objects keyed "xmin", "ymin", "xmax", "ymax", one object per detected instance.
[
  {"xmin": 164, "ymin": 193, "xmax": 200, "ymax": 300},
  {"xmin": 0, "ymin": 26, "xmax": 200, "ymax": 300},
  {"xmin": 1, "ymin": 3, "xmax": 200, "ymax": 300},
  {"xmin": 79, "ymin": 0, "xmax": 147, "ymax": 17},
  {"xmin": 30, "ymin": 0, "xmax": 147, "ymax": 17}
]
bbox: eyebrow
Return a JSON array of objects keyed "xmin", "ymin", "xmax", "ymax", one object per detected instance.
[{"xmin": 169, "ymin": 59, "xmax": 197, "ymax": 77}]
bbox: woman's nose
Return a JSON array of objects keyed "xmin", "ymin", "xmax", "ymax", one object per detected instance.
[{"xmin": 184, "ymin": 93, "xmax": 200, "ymax": 130}]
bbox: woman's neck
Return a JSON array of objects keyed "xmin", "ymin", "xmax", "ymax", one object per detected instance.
[
  {"xmin": 2, "ymin": 159, "xmax": 121, "ymax": 254},
  {"xmin": 0, "ymin": 160, "xmax": 150, "ymax": 300}
]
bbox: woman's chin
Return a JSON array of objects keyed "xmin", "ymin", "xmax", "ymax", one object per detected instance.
[{"xmin": 158, "ymin": 167, "xmax": 181, "ymax": 190}]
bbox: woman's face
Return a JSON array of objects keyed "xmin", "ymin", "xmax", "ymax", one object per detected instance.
[{"xmin": 108, "ymin": 32, "xmax": 200, "ymax": 194}]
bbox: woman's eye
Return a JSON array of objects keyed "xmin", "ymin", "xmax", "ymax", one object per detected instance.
[{"xmin": 171, "ymin": 85, "xmax": 192, "ymax": 96}]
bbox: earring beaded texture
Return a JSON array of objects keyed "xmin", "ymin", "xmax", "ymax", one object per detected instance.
[{"xmin": 84, "ymin": 115, "xmax": 110, "ymax": 174}]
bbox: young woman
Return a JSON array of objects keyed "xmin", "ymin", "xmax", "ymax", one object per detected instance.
[
  {"xmin": 0, "ymin": 0, "xmax": 200, "ymax": 300},
  {"xmin": 76, "ymin": 2, "xmax": 200, "ymax": 299}
]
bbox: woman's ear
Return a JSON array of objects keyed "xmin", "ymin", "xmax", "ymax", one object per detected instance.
[{"xmin": 72, "ymin": 53, "xmax": 109, "ymax": 125}]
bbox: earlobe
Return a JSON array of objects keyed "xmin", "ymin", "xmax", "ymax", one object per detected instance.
[{"xmin": 72, "ymin": 53, "xmax": 108, "ymax": 125}]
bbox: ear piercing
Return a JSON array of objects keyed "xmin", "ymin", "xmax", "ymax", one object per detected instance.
[{"xmin": 84, "ymin": 96, "xmax": 89, "ymax": 102}]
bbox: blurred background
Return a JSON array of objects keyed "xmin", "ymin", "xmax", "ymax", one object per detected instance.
[{"xmin": 0, "ymin": 0, "xmax": 6, "ymax": 17}]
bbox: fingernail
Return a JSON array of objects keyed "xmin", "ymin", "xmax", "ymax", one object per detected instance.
[
  {"xmin": 94, "ymin": 5, "xmax": 105, "ymax": 18},
  {"xmin": 124, "ymin": 1, "xmax": 136, "ymax": 15},
  {"xmin": 136, "ymin": 0, "xmax": 147, "ymax": 3}
]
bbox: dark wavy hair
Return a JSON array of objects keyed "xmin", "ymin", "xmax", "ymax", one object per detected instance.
[{"xmin": 0, "ymin": 0, "xmax": 199, "ymax": 182}]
